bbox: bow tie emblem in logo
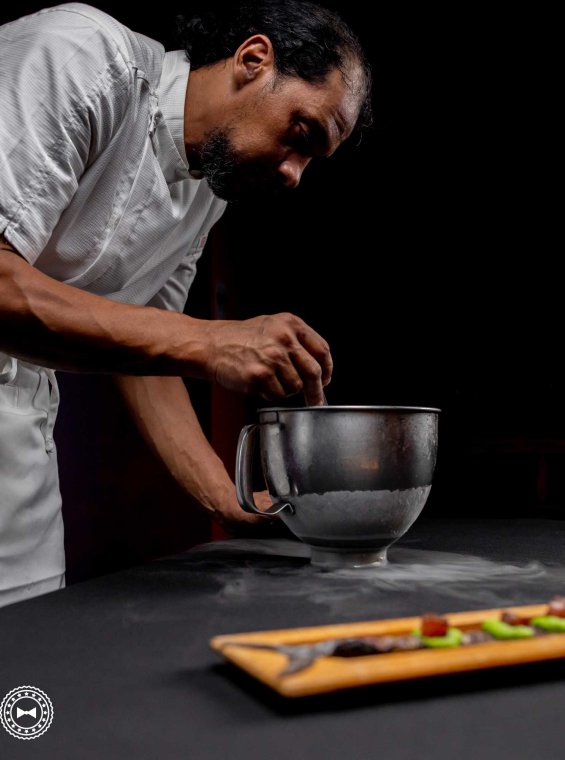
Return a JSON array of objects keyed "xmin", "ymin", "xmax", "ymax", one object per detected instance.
[
  {"xmin": 1, "ymin": 686, "xmax": 54, "ymax": 740},
  {"xmin": 16, "ymin": 707, "xmax": 37, "ymax": 718}
]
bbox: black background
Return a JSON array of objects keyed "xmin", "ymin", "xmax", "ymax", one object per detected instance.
[{"xmin": 1, "ymin": 1, "xmax": 562, "ymax": 580}]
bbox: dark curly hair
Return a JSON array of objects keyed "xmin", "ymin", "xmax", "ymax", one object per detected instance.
[{"xmin": 176, "ymin": 0, "xmax": 372, "ymax": 135}]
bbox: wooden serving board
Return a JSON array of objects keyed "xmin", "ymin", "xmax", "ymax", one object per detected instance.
[{"xmin": 210, "ymin": 604, "xmax": 565, "ymax": 698}]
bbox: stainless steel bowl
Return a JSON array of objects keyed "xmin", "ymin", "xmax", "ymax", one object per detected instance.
[{"xmin": 236, "ymin": 406, "xmax": 440, "ymax": 568}]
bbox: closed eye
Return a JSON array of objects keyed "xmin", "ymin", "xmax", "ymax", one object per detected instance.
[
  {"xmin": 291, "ymin": 115, "xmax": 333, "ymax": 158},
  {"xmin": 290, "ymin": 124, "xmax": 313, "ymax": 155}
]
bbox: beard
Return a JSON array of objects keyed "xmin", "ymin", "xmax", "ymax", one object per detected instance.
[{"xmin": 194, "ymin": 129, "xmax": 283, "ymax": 202}]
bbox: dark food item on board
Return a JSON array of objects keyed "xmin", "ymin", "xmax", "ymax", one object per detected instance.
[
  {"xmin": 333, "ymin": 635, "xmax": 421, "ymax": 657},
  {"xmin": 461, "ymin": 629, "xmax": 494, "ymax": 645},
  {"xmin": 220, "ymin": 597, "xmax": 565, "ymax": 676},
  {"xmin": 501, "ymin": 611, "xmax": 535, "ymax": 626}
]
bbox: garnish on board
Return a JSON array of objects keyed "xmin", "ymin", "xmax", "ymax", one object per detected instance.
[{"xmin": 217, "ymin": 596, "xmax": 565, "ymax": 676}]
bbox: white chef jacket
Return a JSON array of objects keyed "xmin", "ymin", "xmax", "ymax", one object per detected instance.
[
  {"xmin": 0, "ymin": 3, "xmax": 226, "ymax": 604},
  {"xmin": 0, "ymin": 2, "xmax": 226, "ymax": 305}
]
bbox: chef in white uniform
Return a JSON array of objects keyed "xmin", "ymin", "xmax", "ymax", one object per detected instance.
[{"xmin": 0, "ymin": 2, "xmax": 370, "ymax": 605}]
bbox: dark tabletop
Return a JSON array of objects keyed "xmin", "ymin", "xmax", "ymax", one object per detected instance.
[{"xmin": 1, "ymin": 517, "xmax": 565, "ymax": 760}]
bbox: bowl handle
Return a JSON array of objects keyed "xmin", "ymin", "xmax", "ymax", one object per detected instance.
[{"xmin": 235, "ymin": 424, "xmax": 294, "ymax": 516}]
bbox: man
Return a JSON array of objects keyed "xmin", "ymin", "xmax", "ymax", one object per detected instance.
[{"xmin": 0, "ymin": 1, "xmax": 372, "ymax": 605}]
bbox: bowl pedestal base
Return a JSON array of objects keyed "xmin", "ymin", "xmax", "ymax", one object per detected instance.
[{"xmin": 310, "ymin": 545, "xmax": 390, "ymax": 569}]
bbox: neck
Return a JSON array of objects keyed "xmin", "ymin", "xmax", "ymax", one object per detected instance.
[{"xmin": 183, "ymin": 62, "xmax": 229, "ymax": 167}]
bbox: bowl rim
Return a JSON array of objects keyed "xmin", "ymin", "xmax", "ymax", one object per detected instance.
[{"xmin": 259, "ymin": 405, "xmax": 441, "ymax": 413}]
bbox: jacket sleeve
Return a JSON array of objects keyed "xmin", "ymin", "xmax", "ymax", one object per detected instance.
[{"xmin": 0, "ymin": 5, "xmax": 131, "ymax": 263}]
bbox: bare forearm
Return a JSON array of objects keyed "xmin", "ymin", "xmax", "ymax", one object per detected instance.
[
  {"xmin": 0, "ymin": 243, "xmax": 212, "ymax": 375},
  {"xmin": 115, "ymin": 375, "xmax": 234, "ymax": 513},
  {"xmin": 1, "ymin": 237, "xmax": 333, "ymax": 403}
]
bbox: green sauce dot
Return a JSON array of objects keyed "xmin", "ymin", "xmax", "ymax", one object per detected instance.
[
  {"xmin": 482, "ymin": 619, "xmax": 534, "ymax": 639},
  {"xmin": 531, "ymin": 616, "xmax": 565, "ymax": 633},
  {"xmin": 415, "ymin": 628, "xmax": 464, "ymax": 648}
]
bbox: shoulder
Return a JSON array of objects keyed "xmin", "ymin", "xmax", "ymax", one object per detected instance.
[{"xmin": 1, "ymin": 3, "xmax": 164, "ymax": 82}]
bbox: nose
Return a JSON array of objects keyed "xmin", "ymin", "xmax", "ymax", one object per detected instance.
[{"xmin": 277, "ymin": 156, "xmax": 311, "ymax": 189}]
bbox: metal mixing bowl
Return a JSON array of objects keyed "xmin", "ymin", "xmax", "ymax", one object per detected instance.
[{"xmin": 236, "ymin": 406, "xmax": 440, "ymax": 568}]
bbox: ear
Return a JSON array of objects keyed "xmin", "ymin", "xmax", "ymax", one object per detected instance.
[{"xmin": 232, "ymin": 34, "xmax": 275, "ymax": 87}]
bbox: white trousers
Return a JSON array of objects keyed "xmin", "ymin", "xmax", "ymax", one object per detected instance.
[{"xmin": 0, "ymin": 353, "xmax": 65, "ymax": 607}]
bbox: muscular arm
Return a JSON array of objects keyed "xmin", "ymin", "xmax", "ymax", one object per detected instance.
[
  {"xmin": 0, "ymin": 238, "xmax": 332, "ymax": 404},
  {"xmin": 0, "ymin": 237, "xmax": 212, "ymax": 375},
  {"xmin": 114, "ymin": 375, "xmax": 269, "ymax": 528}
]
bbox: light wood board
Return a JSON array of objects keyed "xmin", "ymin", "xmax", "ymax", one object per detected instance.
[{"xmin": 210, "ymin": 604, "xmax": 565, "ymax": 697}]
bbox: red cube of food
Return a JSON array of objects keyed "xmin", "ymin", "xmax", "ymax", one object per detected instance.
[
  {"xmin": 421, "ymin": 613, "xmax": 449, "ymax": 637},
  {"xmin": 548, "ymin": 596, "xmax": 565, "ymax": 618}
]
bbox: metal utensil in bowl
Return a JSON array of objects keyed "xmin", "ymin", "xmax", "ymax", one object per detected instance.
[{"xmin": 235, "ymin": 406, "xmax": 440, "ymax": 569}]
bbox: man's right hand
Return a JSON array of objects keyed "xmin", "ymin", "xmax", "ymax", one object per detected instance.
[{"xmin": 203, "ymin": 312, "xmax": 332, "ymax": 406}]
